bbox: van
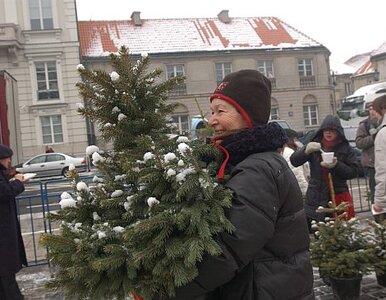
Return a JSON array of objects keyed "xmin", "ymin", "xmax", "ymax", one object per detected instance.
[{"xmin": 338, "ymin": 81, "xmax": 386, "ymax": 119}]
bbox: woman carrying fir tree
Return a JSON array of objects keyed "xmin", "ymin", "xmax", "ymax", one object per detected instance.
[{"xmin": 169, "ymin": 70, "xmax": 314, "ymax": 299}]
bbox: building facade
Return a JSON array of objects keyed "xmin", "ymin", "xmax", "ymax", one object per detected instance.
[
  {"xmin": 335, "ymin": 41, "xmax": 386, "ymax": 104},
  {"xmin": 2, "ymin": 3, "xmax": 341, "ymax": 158},
  {"xmin": 0, "ymin": 0, "xmax": 88, "ymax": 163},
  {"xmin": 79, "ymin": 11, "xmax": 336, "ymax": 144}
]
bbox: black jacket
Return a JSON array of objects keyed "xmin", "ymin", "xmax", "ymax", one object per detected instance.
[
  {"xmin": 171, "ymin": 123, "xmax": 314, "ymax": 300},
  {"xmin": 0, "ymin": 164, "xmax": 27, "ymax": 276},
  {"xmin": 290, "ymin": 115, "xmax": 359, "ymax": 221}
]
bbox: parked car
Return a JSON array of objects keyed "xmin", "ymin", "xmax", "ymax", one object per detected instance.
[
  {"xmin": 269, "ymin": 119, "xmax": 291, "ymax": 129},
  {"xmin": 16, "ymin": 153, "xmax": 87, "ymax": 178}
]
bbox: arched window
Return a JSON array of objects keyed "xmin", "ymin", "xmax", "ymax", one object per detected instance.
[
  {"xmin": 303, "ymin": 95, "xmax": 319, "ymax": 126},
  {"xmin": 170, "ymin": 104, "xmax": 190, "ymax": 135},
  {"xmin": 270, "ymin": 98, "xmax": 279, "ymax": 120}
]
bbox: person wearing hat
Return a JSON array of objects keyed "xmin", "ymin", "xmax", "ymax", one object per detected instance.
[
  {"xmin": 171, "ymin": 70, "xmax": 313, "ymax": 299},
  {"xmin": 355, "ymin": 101, "xmax": 382, "ymax": 204},
  {"xmin": 0, "ymin": 144, "xmax": 28, "ymax": 300},
  {"xmin": 291, "ymin": 115, "xmax": 359, "ymax": 229}
]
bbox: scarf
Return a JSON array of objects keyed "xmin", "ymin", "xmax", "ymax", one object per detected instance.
[{"xmin": 214, "ymin": 122, "xmax": 288, "ymax": 180}]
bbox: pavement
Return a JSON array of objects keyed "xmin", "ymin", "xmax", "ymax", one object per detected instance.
[{"xmin": 16, "ymin": 264, "xmax": 386, "ymax": 300}]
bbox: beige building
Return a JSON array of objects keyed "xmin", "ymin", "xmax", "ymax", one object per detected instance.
[
  {"xmin": 2, "ymin": 3, "xmax": 340, "ymax": 158},
  {"xmin": 78, "ymin": 11, "xmax": 335, "ymax": 143},
  {"xmin": 0, "ymin": 0, "xmax": 88, "ymax": 163},
  {"xmin": 333, "ymin": 41, "xmax": 386, "ymax": 104}
]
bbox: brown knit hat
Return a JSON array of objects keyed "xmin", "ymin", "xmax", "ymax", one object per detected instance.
[
  {"xmin": 210, "ymin": 69, "xmax": 272, "ymax": 127},
  {"xmin": 0, "ymin": 144, "xmax": 13, "ymax": 159}
]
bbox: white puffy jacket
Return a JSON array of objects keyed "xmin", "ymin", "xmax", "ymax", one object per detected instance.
[
  {"xmin": 282, "ymin": 146, "xmax": 308, "ymax": 196},
  {"xmin": 374, "ymin": 117, "xmax": 386, "ymax": 208}
]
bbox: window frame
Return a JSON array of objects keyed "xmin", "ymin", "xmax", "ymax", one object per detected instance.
[
  {"xmin": 35, "ymin": 61, "xmax": 60, "ymax": 100},
  {"xmin": 29, "ymin": 0, "xmax": 54, "ymax": 30},
  {"xmin": 298, "ymin": 58, "xmax": 314, "ymax": 77},
  {"xmin": 166, "ymin": 64, "xmax": 185, "ymax": 79},
  {"xmin": 344, "ymin": 82, "xmax": 352, "ymax": 97},
  {"xmin": 215, "ymin": 62, "xmax": 232, "ymax": 84},
  {"xmin": 270, "ymin": 107, "xmax": 279, "ymax": 120},
  {"xmin": 40, "ymin": 114, "xmax": 64, "ymax": 144},
  {"xmin": 303, "ymin": 104, "xmax": 319, "ymax": 126},
  {"xmin": 170, "ymin": 114, "xmax": 190, "ymax": 135},
  {"xmin": 257, "ymin": 60, "xmax": 274, "ymax": 78}
]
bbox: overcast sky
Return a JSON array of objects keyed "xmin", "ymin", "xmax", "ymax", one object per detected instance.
[{"xmin": 75, "ymin": 0, "xmax": 384, "ymax": 64}]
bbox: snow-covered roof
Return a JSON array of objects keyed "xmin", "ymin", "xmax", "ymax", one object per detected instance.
[
  {"xmin": 343, "ymin": 41, "xmax": 386, "ymax": 76},
  {"xmin": 78, "ymin": 17, "xmax": 325, "ymax": 57},
  {"xmin": 372, "ymin": 41, "xmax": 386, "ymax": 56},
  {"xmin": 345, "ymin": 53, "xmax": 372, "ymax": 69},
  {"xmin": 330, "ymin": 60, "xmax": 356, "ymax": 74}
]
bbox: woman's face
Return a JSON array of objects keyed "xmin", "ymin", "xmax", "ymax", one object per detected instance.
[
  {"xmin": 323, "ymin": 129, "xmax": 338, "ymax": 141},
  {"xmin": 0, "ymin": 157, "xmax": 11, "ymax": 169},
  {"xmin": 208, "ymin": 98, "xmax": 247, "ymax": 139},
  {"xmin": 368, "ymin": 106, "xmax": 381, "ymax": 120}
]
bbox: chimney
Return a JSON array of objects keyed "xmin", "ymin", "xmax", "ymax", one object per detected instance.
[
  {"xmin": 131, "ymin": 11, "xmax": 142, "ymax": 26},
  {"xmin": 218, "ymin": 10, "xmax": 230, "ymax": 24}
]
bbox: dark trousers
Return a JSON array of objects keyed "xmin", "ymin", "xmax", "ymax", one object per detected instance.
[
  {"xmin": 366, "ymin": 167, "xmax": 375, "ymax": 203},
  {"xmin": 0, "ymin": 274, "xmax": 24, "ymax": 300}
]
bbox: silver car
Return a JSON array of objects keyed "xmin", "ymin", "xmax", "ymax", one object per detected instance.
[{"xmin": 16, "ymin": 153, "xmax": 87, "ymax": 178}]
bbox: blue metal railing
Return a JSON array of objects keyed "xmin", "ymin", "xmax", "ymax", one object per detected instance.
[
  {"xmin": 16, "ymin": 175, "xmax": 94, "ymax": 266},
  {"xmin": 16, "ymin": 174, "xmax": 370, "ymax": 266}
]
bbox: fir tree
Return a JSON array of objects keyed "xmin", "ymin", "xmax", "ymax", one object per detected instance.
[{"xmin": 41, "ymin": 46, "xmax": 234, "ymax": 300}]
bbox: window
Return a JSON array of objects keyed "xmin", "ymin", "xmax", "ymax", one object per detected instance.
[
  {"xmin": 41, "ymin": 115, "xmax": 63, "ymax": 144},
  {"xmin": 36, "ymin": 61, "xmax": 59, "ymax": 100},
  {"xmin": 215, "ymin": 63, "xmax": 232, "ymax": 84},
  {"xmin": 170, "ymin": 104, "xmax": 189, "ymax": 135},
  {"xmin": 46, "ymin": 154, "xmax": 65, "ymax": 162},
  {"xmin": 166, "ymin": 64, "xmax": 186, "ymax": 95},
  {"xmin": 258, "ymin": 60, "xmax": 276, "ymax": 88},
  {"xmin": 303, "ymin": 105, "xmax": 318, "ymax": 126},
  {"xmin": 270, "ymin": 99, "xmax": 279, "ymax": 120},
  {"xmin": 257, "ymin": 60, "xmax": 274, "ymax": 78},
  {"xmin": 270, "ymin": 107, "xmax": 279, "ymax": 120},
  {"xmin": 166, "ymin": 64, "xmax": 184, "ymax": 79},
  {"xmin": 298, "ymin": 59, "xmax": 313, "ymax": 77},
  {"xmin": 171, "ymin": 114, "xmax": 189, "ymax": 135},
  {"xmin": 29, "ymin": 155, "xmax": 46, "ymax": 164},
  {"xmin": 344, "ymin": 82, "xmax": 352, "ymax": 97},
  {"xmin": 298, "ymin": 59, "xmax": 315, "ymax": 87},
  {"xmin": 29, "ymin": 0, "xmax": 53, "ymax": 30}
]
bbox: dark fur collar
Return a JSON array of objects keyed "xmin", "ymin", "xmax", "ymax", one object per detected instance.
[{"xmin": 221, "ymin": 122, "xmax": 288, "ymax": 166}]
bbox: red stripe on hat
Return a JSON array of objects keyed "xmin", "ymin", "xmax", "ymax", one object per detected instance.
[{"xmin": 210, "ymin": 93, "xmax": 253, "ymax": 128}]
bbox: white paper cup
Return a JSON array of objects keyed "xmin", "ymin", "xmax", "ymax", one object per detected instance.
[{"xmin": 321, "ymin": 152, "xmax": 334, "ymax": 163}]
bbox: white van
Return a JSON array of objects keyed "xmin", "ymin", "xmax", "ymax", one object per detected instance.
[{"xmin": 339, "ymin": 81, "xmax": 386, "ymax": 119}]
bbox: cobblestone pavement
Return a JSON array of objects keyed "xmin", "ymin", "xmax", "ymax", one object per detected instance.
[{"xmin": 16, "ymin": 265, "xmax": 386, "ymax": 299}]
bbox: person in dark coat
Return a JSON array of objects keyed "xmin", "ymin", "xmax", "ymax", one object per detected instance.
[
  {"xmin": 290, "ymin": 115, "xmax": 359, "ymax": 230},
  {"xmin": 0, "ymin": 144, "xmax": 28, "ymax": 300},
  {"xmin": 355, "ymin": 102, "xmax": 382, "ymax": 203},
  {"xmin": 170, "ymin": 70, "xmax": 314, "ymax": 299}
]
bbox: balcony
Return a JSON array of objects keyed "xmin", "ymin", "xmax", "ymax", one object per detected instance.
[
  {"xmin": 300, "ymin": 76, "xmax": 316, "ymax": 88},
  {"xmin": 0, "ymin": 23, "xmax": 23, "ymax": 48}
]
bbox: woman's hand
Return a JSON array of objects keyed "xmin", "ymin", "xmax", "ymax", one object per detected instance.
[
  {"xmin": 305, "ymin": 142, "xmax": 321, "ymax": 155},
  {"xmin": 14, "ymin": 173, "xmax": 26, "ymax": 182}
]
